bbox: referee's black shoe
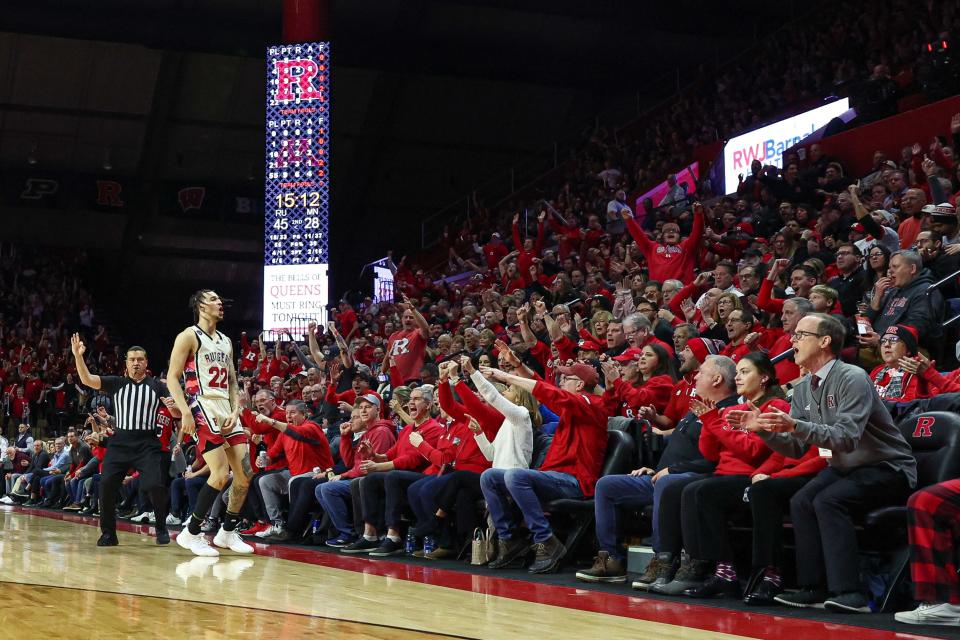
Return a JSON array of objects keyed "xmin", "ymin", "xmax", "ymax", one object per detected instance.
[
  {"xmin": 97, "ymin": 533, "xmax": 119, "ymax": 547},
  {"xmin": 155, "ymin": 527, "xmax": 170, "ymax": 545}
]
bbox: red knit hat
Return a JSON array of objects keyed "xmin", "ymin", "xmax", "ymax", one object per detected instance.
[
  {"xmin": 686, "ymin": 337, "xmax": 726, "ymax": 363},
  {"xmin": 883, "ymin": 324, "xmax": 919, "ymax": 355}
]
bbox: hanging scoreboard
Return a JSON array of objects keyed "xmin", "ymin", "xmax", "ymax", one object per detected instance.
[{"xmin": 262, "ymin": 41, "xmax": 330, "ymax": 336}]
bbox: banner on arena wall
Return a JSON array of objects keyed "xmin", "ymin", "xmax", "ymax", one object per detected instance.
[
  {"xmin": 262, "ymin": 41, "xmax": 331, "ymax": 333},
  {"xmin": 634, "ymin": 162, "xmax": 699, "ymax": 217},
  {"xmin": 722, "ymin": 98, "xmax": 850, "ymax": 193}
]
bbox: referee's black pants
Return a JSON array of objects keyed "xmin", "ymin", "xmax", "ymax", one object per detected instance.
[{"xmin": 99, "ymin": 432, "xmax": 169, "ymax": 537}]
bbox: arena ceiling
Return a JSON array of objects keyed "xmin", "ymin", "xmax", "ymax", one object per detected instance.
[{"xmin": 0, "ymin": 0, "xmax": 804, "ymax": 291}]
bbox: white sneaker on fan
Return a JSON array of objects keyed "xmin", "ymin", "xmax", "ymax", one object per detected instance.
[{"xmin": 214, "ymin": 527, "xmax": 254, "ymax": 554}]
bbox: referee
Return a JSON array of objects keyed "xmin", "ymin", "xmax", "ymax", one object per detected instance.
[{"xmin": 71, "ymin": 333, "xmax": 172, "ymax": 547}]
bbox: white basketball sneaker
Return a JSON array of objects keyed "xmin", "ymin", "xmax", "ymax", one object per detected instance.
[
  {"xmin": 213, "ymin": 527, "xmax": 255, "ymax": 554},
  {"xmin": 175, "ymin": 529, "xmax": 219, "ymax": 557},
  {"xmin": 895, "ymin": 602, "xmax": 960, "ymax": 626}
]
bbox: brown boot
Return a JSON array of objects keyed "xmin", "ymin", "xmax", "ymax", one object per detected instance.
[
  {"xmin": 575, "ymin": 551, "xmax": 627, "ymax": 583},
  {"xmin": 633, "ymin": 554, "xmax": 663, "ymax": 587}
]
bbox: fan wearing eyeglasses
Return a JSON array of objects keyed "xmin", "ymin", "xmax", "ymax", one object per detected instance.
[
  {"xmin": 859, "ymin": 250, "xmax": 944, "ymax": 370},
  {"xmin": 728, "ymin": 313, "xmax": 916, "ymax": 613},
  {"xmin": 869, "ymin": 325, "xmax": 960, "ymax": 403},
  {"xmin": 827, "ymin": 242, "xmax": 866, "ymax": 317}
]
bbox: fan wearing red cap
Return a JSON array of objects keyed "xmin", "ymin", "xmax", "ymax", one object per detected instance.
[
  {"xmin": 655, "ymin": 337, "xmax": 725, "ymax": 429},
  {"xmin": 479, "ymin": 362, "xmax": 609, "ymax": 574},
  {"xmin": 869, "ymin": 325, "xmax": 960, "ymax": 402},
  {"xmin": 576, "ymin": 338, "xmax": 603, "ymax": 363},
  {"xmin": 601, "ymin": 345, "xmax": 675, "ymax": 418}
]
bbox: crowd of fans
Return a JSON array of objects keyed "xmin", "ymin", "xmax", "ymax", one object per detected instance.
[
  {"xmin": 4, "ymin": 0, "xmax": 960, "ymax": 627},
  {"xmin": 0, "ymin": 245, "xmax": 122, "ymax": 437}
]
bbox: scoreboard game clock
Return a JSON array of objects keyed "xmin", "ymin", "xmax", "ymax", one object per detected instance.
[{"xmin": 262, "ymin": 41, "xmax": 331, "ymax": 335}]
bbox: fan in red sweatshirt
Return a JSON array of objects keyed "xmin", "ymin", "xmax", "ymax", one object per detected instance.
[
  {"xmin": 371, "ymin": 416, "xmax": 444, "ymax": 472},
  {"xmin": 624, "ymin": 202, "xmax": 705, "ymax": 282},
  {"xmin": 698, "ymin": 396, "xmax": 785, "ymax": 476},
  {"xmin": 511, "ymin": 213, "xmax": 545, "ymax": 285},
  {"xmin": 870, "ymin": 324, "xmax": 960, "ymax": 402},
  {"xmin": 238, "ymin": 332, "xmax": 260, "ymax": 375},
  {"xmin": 241, "ymin": 402, "xmax": 288, "ymax": 472},
  {"xmin": 530, "ymin": 365, "xmax": 609, "ymax": 498},
  {"xmin": 260, "ymin": 412, "xmax": 332, "ymax": 477},
  {"xmin": 340, "ymin": 418, "xmax": 397, "ymax": 480},
  {"xmin": 601, "ymin": 357, "xmax": 674, "ymax": 419}
]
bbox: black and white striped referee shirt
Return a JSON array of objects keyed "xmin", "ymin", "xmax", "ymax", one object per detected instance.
[{"xmin": 99, "ymin": 376, "xmax": 170, "ymax": 433}]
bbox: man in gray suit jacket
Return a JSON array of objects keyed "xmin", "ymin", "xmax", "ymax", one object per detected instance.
[{"xmin": 730, "ymin": 313, "xmax": 916, "ymax": 614}]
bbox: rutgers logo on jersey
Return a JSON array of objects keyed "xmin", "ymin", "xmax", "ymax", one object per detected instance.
[
  {"xmin": 912, "ymin": 416, "xmax": 935, "ymax": 438},
  {"xmin": 186, "ymin": 327, "xmax": 233, "ymax": 400},
  {"xmin": 655, "ymin": 245, "xmax": 682, "ymax": 257},
  {"xmin": 390, "ymin": 338, "xmax": 410, "ymax": 356}
]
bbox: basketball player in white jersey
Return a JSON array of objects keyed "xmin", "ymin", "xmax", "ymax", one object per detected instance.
[{"xmin": 167, "ymin": 290, "xmax": 254, "ymax": 557}]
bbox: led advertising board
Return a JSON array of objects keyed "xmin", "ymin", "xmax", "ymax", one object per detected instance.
[{"xmin": 722, "ymin": 98, "xmax": 849, "ymax": 193}]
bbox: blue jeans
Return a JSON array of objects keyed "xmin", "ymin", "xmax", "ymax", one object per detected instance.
[
  {"xmin": 68, "ymin": 477, "xmax": 85, "ymax": 504},
  {"xmin": 317, "ymin": 479, "xmax": 354, "ymax": 537},
  {"xmin": 593, "ymin": 471, "xmax": 698, "ymax": 560},
  {"xmin": 480, "ymin": 468, "xmax": 582, "ymax": 543},
  {"xmin": 407, "ymin": 474, "xmax": 455, "ymax": 535}
]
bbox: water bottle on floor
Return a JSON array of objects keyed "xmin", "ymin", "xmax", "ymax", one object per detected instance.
[{"xmin": 404, "ymin": 530, "xmax": 416, "ymax": 555}]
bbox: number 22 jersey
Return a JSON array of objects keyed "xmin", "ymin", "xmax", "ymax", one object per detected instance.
[{"xmin": 184, "ymin": 325, "xmax": 233, "ymax": 401}]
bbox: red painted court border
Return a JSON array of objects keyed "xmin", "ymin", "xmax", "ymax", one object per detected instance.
[{"xmin": 10, "ymin": 506, "xmax": 939, "ymax": 640}]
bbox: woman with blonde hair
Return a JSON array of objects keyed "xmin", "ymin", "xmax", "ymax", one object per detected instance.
[
  {"xmin": 701, "ymin": 292, "xmax": 741, "ymax": 341},
  {"xmin": 583, "ymin": 310, "xmax": 614, "ymax": 344},
  {"xmin": 414, "ymin": 349, "xmax": 538, "ymax": 559}
]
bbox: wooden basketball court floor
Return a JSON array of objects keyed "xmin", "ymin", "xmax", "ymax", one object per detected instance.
[{"xmin": 0, "ymin": 507, "xmax": 948, "ymax": 640}]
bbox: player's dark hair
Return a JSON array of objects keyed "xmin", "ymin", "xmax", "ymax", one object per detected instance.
[
  {"xmin": 126, "ymin": 345, "xmax": 148, "ymax": 358},
  {"xmin": 188, "ymin": 289, "xmax": 215, "ymax": 322}
]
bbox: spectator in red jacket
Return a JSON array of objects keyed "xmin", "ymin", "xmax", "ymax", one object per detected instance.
[
  {"xmin": 482, "ymin": 362, "xmax": 608, "ymax": 574},
  {"xmin": 317, "ymin": 395, "xmax": 397, "ymax": 547},
  {"xmin": 870, "ymin": 325, "xmax": 960, "ymax": 402},
  {"xmin": 342, "ymin": 385, "xmax": 444, "ymax": 555},
  {"xmin": 382, "ymin": 294, "xmax": 430, "ymax": 386},
  {"xmin": 336, "ymin": 301, "xmax": 359, "ymax": 341},
  {"xmin": 511, "ymin": 212, "xmax": 545, "ymax": 285},
  {"xmin": 238, "ymin": 332, "xmax": 260, "ymax": 376},
  {"xmin": 623, "ymin": 202, "xmax": 705, "ymax": 282},
  {"xmin": 253, "ymin": 400, "xmax": 332, "ymax": 540},
  {"xmin": 482, "ymin": 232, "xmax": 509, "ymax": 270},
  {"xmin": 405, "ymin": 359, "xmax": 494, "ymax": 557},
  {"xmin": 604, "ymin": 344, "xmax": 675, "ymax": 419}
]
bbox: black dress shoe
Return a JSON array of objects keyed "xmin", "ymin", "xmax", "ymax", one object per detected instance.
[
  {"xmin": 97, "ymin": 533, "xmax": 119, "ymax": 547},
  {"xmin": 684, "ymin": 575, "xmax": 741, "ymax": 599},
  {"xmin": 744, "ymin": 578, "xmax": 782, "ymax": 605},
  {"xmin": 155, "ymin": 528, "xmax": 170, "ymax": 545}
]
